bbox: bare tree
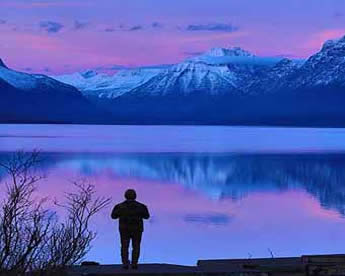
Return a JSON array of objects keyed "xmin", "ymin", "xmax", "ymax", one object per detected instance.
[
  {"xmin": 47, "ymin": 180, "xmax": 110, "ymax": 268},
  {"xmin": 0, "ymin": 151, "xmax": 111, "ymax": 276}
]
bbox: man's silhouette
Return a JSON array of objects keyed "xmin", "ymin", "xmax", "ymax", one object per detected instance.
[{"xmin": 111, "ymin": 189, "xmax": 150, "ymax": 270}]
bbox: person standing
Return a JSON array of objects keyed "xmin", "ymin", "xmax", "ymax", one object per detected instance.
[{"xmin": 111, "ymin": 189, "xmax": 150, "ymax": 270}]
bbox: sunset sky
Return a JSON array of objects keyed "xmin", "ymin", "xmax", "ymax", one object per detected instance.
[{"xmin": 1, "ymin": 0, "xmax": 345, "ymax": 74}]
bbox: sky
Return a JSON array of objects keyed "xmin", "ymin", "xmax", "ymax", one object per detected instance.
[{"xmin": 1, "ymin": 0, "xmax": 345, "ymax": 74}]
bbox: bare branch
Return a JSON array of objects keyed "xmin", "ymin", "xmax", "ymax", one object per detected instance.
[{"xmin": 0, "ymin": 151, "xmax": 111, "ymax": 275}]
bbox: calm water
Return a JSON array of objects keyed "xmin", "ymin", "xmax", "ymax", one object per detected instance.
[{"xmin": 1, "ymin": 124, "xmax": 345, "ymax": 265}]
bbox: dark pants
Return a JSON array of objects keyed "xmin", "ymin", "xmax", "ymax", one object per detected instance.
[{"xmin": 120, "ymin": 230, "xmax": 143, "ymax": 265}]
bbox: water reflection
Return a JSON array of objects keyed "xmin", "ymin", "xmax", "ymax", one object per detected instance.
[
  {"xmin": 1, "ymin": 152, "xmax": 345, "ymax": 264},
  {"xmin": 8, "ymin": 153, "xmax": 343, "ymax": 215}
]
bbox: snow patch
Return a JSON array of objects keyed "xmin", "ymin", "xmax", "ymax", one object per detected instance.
[{"xmin": 0, "ymin": 66, "xmax": 38, "ymax": 90}]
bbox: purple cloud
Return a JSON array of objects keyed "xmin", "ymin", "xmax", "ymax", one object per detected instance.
[
  {"xmin": 74, "ymin": 20, "xmax": 88, "ymax": 30},
  {"xmin": 185, "ymin": 23, "xmax": 239, "ymax": 32},
  {"xmin": 152, "ymin": 22, "xmax": 163, "ymax": 28},
  {"xmin": 39, "ymin": 21, "xmax": 64, "ymax": 33},
  {"xmin": 104, "ymin": 28, "xmax": 115, "ymax": 32},
  {"xmin": 128, "ymin": 25, "xmax": 144, "ymax": 31}
]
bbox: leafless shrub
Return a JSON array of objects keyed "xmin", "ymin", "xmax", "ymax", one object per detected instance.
[
  {"xmin": 0, "ymin": 151, "xmax": 111, "ymax": 276},
  {"xmin": 48, "ymin": 180, "xmax": 110, "ymax": 268}
]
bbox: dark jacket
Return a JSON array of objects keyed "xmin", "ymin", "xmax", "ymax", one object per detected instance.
[{"xmin": 111, "ymin": 200, "xmax": 150, "ymax": 232}]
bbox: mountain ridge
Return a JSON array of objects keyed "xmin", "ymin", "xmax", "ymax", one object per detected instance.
[
  {"xmin": 52, "ymin": 46, "xmax": 279, "ymax": 99},
  {"xmin": 0, "ymin": 61, "xmax": 109, "ymax": 124},
  {"xmin": 3, "ymin": 35, "xmax": 345, "ymax": 126}
]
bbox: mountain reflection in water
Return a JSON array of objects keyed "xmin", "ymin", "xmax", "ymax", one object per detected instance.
[{"xmin": 1, "ymin": 153, "xmax": 344, "ymax": 215}]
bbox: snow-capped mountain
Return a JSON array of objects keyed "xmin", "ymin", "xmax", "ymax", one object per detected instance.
[
  {"xmin": 0, "ymin": 59, "xmax": 107, "ymax": 123},
  {"xmin": 0, "ymin": 59, "xmax": 83, "ymax": 93},
  {"xmin": 126, "ymin": 60, "xmax": 239, "ymax": 97},
  {"xmin": 53, "ymin": 47, "xmax": 278, "ymax": 98},
  {"xmin": 106, "ymin": 37, "xmax": 345, "ymax": 126},
  {"xmin": 5, "ymin": 35, "xmax": 345, "ymax": 126},
  {"xmin": 244, "ymin": 36, "xmax": 345, "ymax": 94},
  {"xmin": 280, "ymin": 36, "xmax": 345, "ymax": 89}
]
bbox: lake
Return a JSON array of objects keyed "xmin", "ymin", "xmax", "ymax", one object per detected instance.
[{"xmin": 1, "ymin": 124, "xmax": 345, "ymax": 265}]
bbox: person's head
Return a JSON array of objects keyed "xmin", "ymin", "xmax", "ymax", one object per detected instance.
[{"xmin": 124, "ymin": 189, "xmax": 137, "ymax": 200}]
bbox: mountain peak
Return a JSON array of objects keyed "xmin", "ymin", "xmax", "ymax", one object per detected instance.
[
  {"xmin": 321, "ymin": 35, "xmax": 345, "ymax": 51},
  {"xmin": 188, "ymin": 47, "xmax": 256, "ymax": 65},
  {"xmin": 205, "ymin": 47, "xmax": 254, "ymax": 57},
  {"xmin": 0, "ymin": 58, "xmax": 8, "ymax": 69}
]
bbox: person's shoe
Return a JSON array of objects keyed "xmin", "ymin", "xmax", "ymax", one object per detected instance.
[
  {"xmin": 131, "ymin": 264, "xmax": 138, "ymax": 270},
  {"xmin": 122, "ymin": 264, "xmax": 129, "ymax": 270}
]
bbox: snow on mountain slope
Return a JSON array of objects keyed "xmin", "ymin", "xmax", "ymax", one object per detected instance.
[
  {"xmin": 53, "ymin": 67, "xmax": 161, "ymax": 98},
  {"xmin": 0, "ymin": 58, "xmax": 81, "ymax": 94},
  {"xmin": 0, "ymin": 58, "xmax": 108, "ymax": 123},
  {"xmin": 0, "ymin": 61, "xmax": 38, "ymax": 90},
  {"xmin": 126, "ymin": 60, "xmax": 240, "ymax": 96},
  {"xmin": 122, "ymin": 47, "xmax": 275, "ymax": 97},
  {"xmin": 244, "ymin": 58, "xmax": 303, "ymax": 95},
  {"xmin": 278, "ymin": 35, "xmax": 345, "ymax": 90}
]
